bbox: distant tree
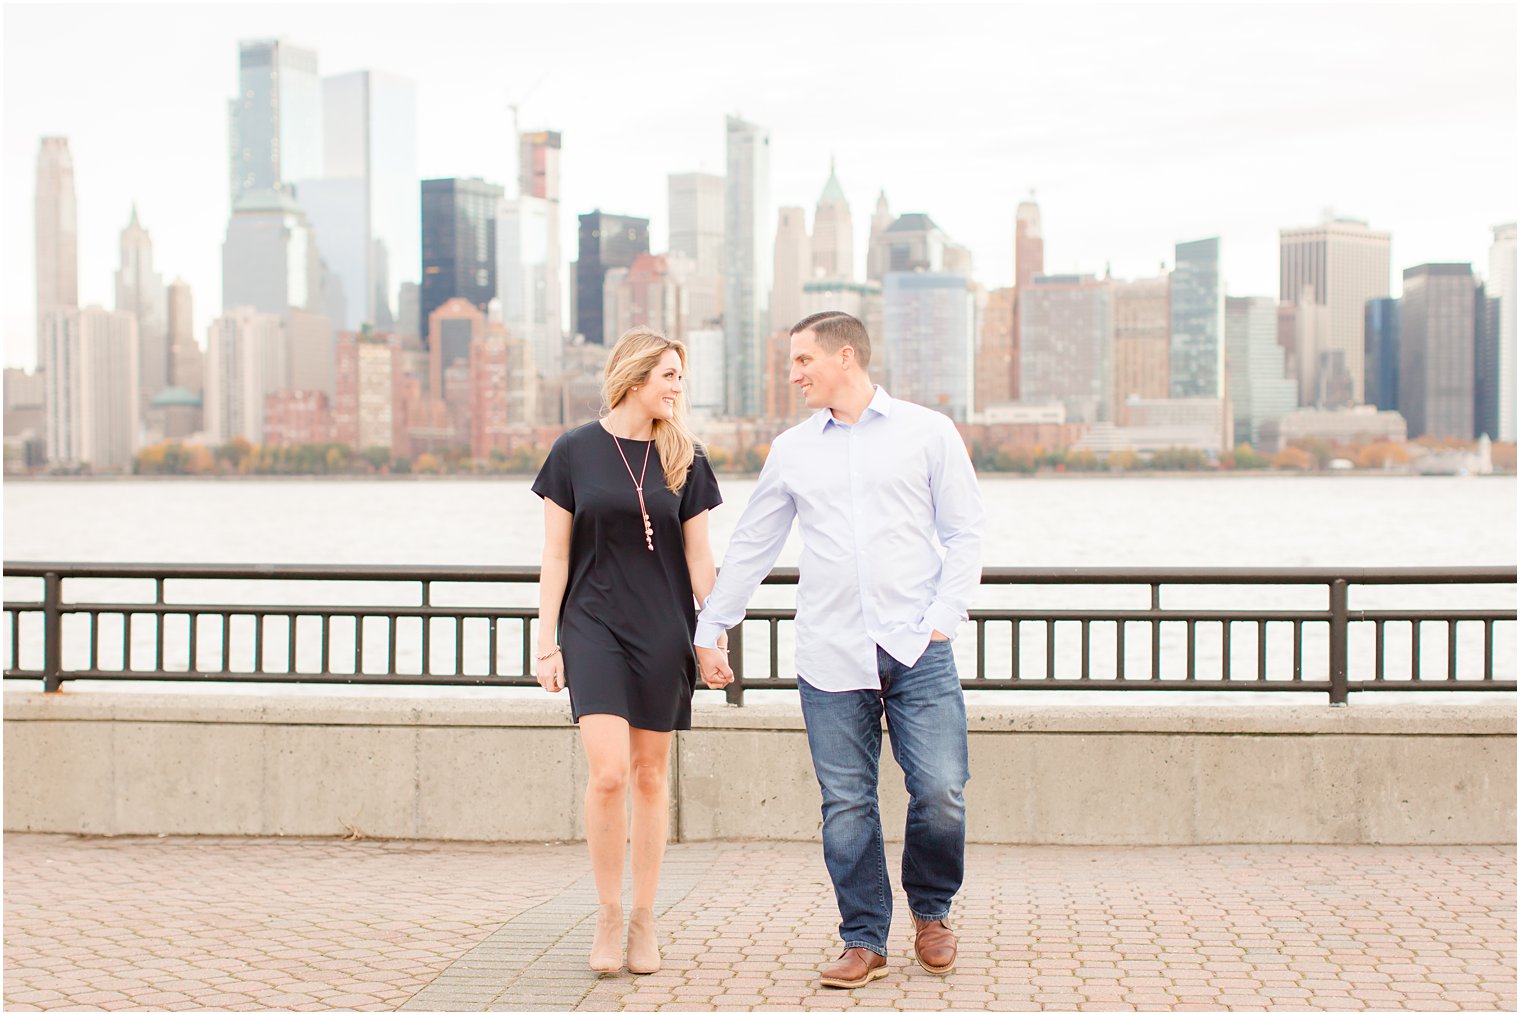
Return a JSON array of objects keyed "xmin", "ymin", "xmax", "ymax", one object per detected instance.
[
  {"xmin": 1106, "ymin": 449, "xmax": 1140, "ymax": 472},
  {"xmin": 1356, "ymin": 442, "xmax": 1409, "ymax": 470},
  {"xmin": 1273, "ymin": 446, "xmax": 1313, "ymax": 471},
  {"xmin": 1066, "ymin": 449, "xmax": 1101, "ymax": 472},
  {"xmin": 1229, "ymin": 443, "xmax": 1270, "ymax": 470},
  {"xmin": 1149, "ymin": 447, "xmax": 1208, "ymax": 471},
  {"xmin": 358, "ymin": 446, "xmax": 391, "ymax": 473},
  {"xmin": 413, "ymin": 453, "xmax": 444, "ymax": 474}
]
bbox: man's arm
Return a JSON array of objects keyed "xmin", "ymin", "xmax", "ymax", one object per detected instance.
[
  {"xmin": 921, "ymin": 420, "xmax": 985, "ymax": 639},
  {"xmin": 694, "ymin": 443, "xmax": 798, "ymax": 649}
]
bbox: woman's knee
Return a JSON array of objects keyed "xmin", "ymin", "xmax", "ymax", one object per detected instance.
[
  {"xmin": 630, "ymin": 759, "xmax": 668, "ymax": 798},
  {"xmin": 586, "ymin": 763, "xmax": 629, "ymax": 798}
]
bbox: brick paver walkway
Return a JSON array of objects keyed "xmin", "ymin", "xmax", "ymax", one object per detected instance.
[{"xmin": 4, "ymin": 834, "xmax": 1514, "ymax": 1011}]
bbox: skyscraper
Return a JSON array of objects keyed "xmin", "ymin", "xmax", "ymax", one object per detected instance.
[
  {"xmin": 420, "ymin": 177, "xmax": 504, "ymax": 343},
  {"xmin": 222, "ymin": 190, "xmax": 324, "ymax": 315},
  {"xmin": 296, "ymin": 69, "xmax": 418, "ymax": 331},
  {"xmin": 1489, "ymin": 223, "xmax": 1517, "ymax": 441},
  {"xmin": 770, "ymin": 207, "xmax": 810, "ymax": 334},
  {"xmin": 204, "ymin": 308, "xmax": 287, "ymax": 444},
  {"xmin": 41, "ymin": 307, "xmax": 141, "ymax": 470},
  {"xmin": 812, "ymin": 160, "xmax": 854, "ymax": 281},
  {"xmin": 1364, "ymin": 297, "xmax": 1401, "ymax": 412},
  {"xmin": 1399, "ymin": 263, "xmax": 1478, "ymax": 440},
  {"xmin": 1279, "ymin": 217, "xmax": 1392, "ymax": 402},
  {"xmin": 1019, "ymin": 274, "xmax": 1112, "ymax": 423},
  {"xmin": 975, "ymin": 288, "xmax": 1016, "ymax": 411},
  {"xmin": 503, "ymin": 129, "xmax": 564, "ymax": 377},
  {"xmin": 115, "ymin": 206, "xmax": 167, "ymax": 416},
  {"xmin": 575, "ymin": 211, "xmax": 649, "ymax": 345},
  {"xmin": 166, "ymin": 279, "xmax": 203, "ymax": 395},
  {"xmin": 228, "ymin": 38, "xmax": 323, "ymax": 203},
  {"xmin": 668, "ymin": 172, "xmax": 726, "ymax": 332},
  {"xmin": 1170, "ymin": 237, "xmax": 1224, "ymax": 399},
  {"xmin": 1014, "ymin": 200, "xmax": 1044, "ymax": 291},
  {"xmin": 1111, "ymin": 275, "xmax": 1170, "ymax": 425},
  {"xmin": 884, "ymin": 273, "xmax": 975, "ymax": 419},
  {"xmin": 1476, "ymin": 290, "xmax": 1501, "ymax": 441},
  {"xmin": 724, "ymin": 115, "xmax": 772, "ymax": 417},
  {"xmin": 865, "ymin": 191, "xmax": 892, "ymax": 282},
  {"xmin": 35, "ymin": 137, "xmax": 78, "ymax": 364},
  {"xmin": 1225, "ymin": 295, "xmax": 1298, "ymax": 447}
]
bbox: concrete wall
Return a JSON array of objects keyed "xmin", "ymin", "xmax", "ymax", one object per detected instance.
[{"xmin": 4, "ymin": 693, "xmax": 1514, "ymax": 844}]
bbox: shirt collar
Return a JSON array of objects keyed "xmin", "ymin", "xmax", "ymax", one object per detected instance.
[{"xmin": 816, "ymin": 385, "xmax": 894, "ymax": 433}]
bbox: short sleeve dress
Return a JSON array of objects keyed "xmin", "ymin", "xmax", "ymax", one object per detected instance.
[{"xmin": 532, "ymin": 421, "xmax": 724, "ymax": 732}]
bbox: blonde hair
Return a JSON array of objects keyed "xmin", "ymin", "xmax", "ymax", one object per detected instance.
[{"xmin": 602, "ymin": 327, "xmax": 701, "ymax": 492}]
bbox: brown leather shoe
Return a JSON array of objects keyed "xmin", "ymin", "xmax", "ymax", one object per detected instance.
[
  {"xmin": 819, "ymin": 946, "xmax": 888, "ymax": 988},
  {"xmin": 912, "ymin": 916, "xmax": 956, "ymax": 974}
]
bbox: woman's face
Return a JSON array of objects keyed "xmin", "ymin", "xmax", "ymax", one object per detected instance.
[{"xmin": 632, "ymin": 348, "xmax": 684, "ymax": 419}]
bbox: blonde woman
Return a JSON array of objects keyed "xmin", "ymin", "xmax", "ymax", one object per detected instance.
[{"xmin": 532, "ymin": 328, "xmax": 724, "ymax": 974}]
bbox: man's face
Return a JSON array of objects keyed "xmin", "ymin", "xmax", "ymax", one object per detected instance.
[{"xmin": 790, "ymin": 329, "xmax": 848, "ymax": 409}]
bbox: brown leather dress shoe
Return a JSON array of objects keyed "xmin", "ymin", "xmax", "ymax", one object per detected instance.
[
  {"xmin": 819, "ymin": 946, "xmax": 888, "ymax": 988},
  {"xmin": 912, "ymin": 916, "xmax": 957, "ymax": 974}
]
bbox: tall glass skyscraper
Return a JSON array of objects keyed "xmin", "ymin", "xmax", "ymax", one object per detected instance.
[
  {"xmin": 1019, "ymin": 274, "xmax": 1112, "ymax": 424},
  {"xmin": 1225, "ymin": 295, "xmax": 1298, "ymax": 447},
  {"xmin": 883, "ymin": 272, "xmax": 974, "ymax": 422},
  {"xmin": 296, "ymin": 70, "xmax": 418, "ymax": 331},
  {"xmin": 420, "ymin": 178, "xmax": 504, "ymax": 345},
  {"xmin": 1399, "ymin": 263, "xmax": 1477, "ymax": 440},
  {"xmin": 35, "ymin": 137, "xmax": 78, "ymax": 366},
  {"xmin": 575, "ymin": 211, "xmax": 649, "ymax": 345},
  {"xmin": 724, "ymin": 115, "xmax": 771, "ymax": 417},
  {"xmin": 1170, "ymin": 237, "xmax": 1224, "ymax": 399},
  {"xmin": 228, "ymin": 38, "xmax": 322, "ymax": 203},
  {"xmin": 1278, "ymin": 217, "xmax": 1391, "ymax": 404},
  {"xmin": 1363, "ymin": 297, "xmax": 1401, "ymax": 412}
]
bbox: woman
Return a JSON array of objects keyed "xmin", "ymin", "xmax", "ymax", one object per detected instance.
[{"xmin": 532, "ymin": 327, "xmax": 725, "ymax": 975}]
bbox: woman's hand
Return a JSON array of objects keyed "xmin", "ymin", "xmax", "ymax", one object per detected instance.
[{"xmin": 537, "ymin": 648, "xmax": 565, "ymax": 693}]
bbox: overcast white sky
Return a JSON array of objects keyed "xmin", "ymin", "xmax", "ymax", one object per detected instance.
[{"xmin": 3, "ymin": 1, "xmax": 1516, "ymax": 370}]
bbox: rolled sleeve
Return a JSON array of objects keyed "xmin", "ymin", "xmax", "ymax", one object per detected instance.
[{"xmin": 694, "ymin": 443, "xmax": 798, "ymax": 643}]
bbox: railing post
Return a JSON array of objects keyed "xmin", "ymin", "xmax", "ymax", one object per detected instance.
[
  {"xmin": 725, "ymin": 622, "xmax": 745, "ymax": 706},
  {"xmin": 42, "ymin": 571, "xmax": 62, "ymax": 693},
  {"xmin": 1329, "ymin": 578, "xmax": 1349, "ymax": 706}
]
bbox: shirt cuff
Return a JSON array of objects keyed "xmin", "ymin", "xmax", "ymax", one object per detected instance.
[
  {"xmin": 922, "ymin": 601, "xmax": 963, "ymax": 640},
  {"xmin": 694, "ymin": 619, "xmax": 726, "ymax": 649}
]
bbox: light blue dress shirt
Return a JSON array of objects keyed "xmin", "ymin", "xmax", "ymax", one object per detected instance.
[{"xmin": 694, "ymin": 386, "xmax": 985, "ymax": 692}]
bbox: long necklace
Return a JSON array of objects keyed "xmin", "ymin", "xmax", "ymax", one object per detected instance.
[{"xmin": 610, "ymin": 430, "xmax": 655, "ymax": 551}]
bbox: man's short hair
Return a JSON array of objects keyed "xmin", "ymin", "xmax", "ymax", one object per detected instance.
[{"xmin": 790, "ymin": 311, "xmax": 872, "ymax": 370}]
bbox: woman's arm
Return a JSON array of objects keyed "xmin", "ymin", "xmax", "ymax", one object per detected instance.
[
  {"xmin": 683, "ymin": 508, "xmax": 717, "ymax": 607},
  {"xmin": 536, "ymin": 498, "xmax": 573, "ymax": 692}
]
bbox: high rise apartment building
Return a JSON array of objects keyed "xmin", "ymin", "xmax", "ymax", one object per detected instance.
[
  {"xmin": 1019, "ymin": 274, "xmax": 1112, "ymax": 424},
  {"xmin": 770, "ymin": 207, "xmax": 810, "ymax": 334},
  {"xmin": 1111, "ymin": 276, "xmax": 1170, "ymax": 425},
  {"xmin": 667, "ymin": 172, "xmax": 725, "ymax": 332},
  {"xmin": 499, "ymin": 129, "xmax": 564, "ymax": 378},
  {"xmin": 1279, "ymin": 217, "xmax": 1392, "ymax": 403},
  {"xmin": 975, "ymin": 288, "xmax": 1017, "ymax": 411},
  {"xmin": 204, "ymin": 307, "xmax": 286, "ymax": 444},
  {"xmin": 575, "ymin": 211, "xmax": 649, "ymax": 346},
  {"xmin": 334, "ymin": 330, "xmax": 398, "ymax": 451},
  {"xmin": 1225, "ymin": 295, "xmax": 1298, "ymax": 447},
  {"xmin": 812, "ymin": 160, "xmax": 854, "ymax": 281},
  {"xmin": 1489, "ymin": 223, "xmax": 1517, "ymax": 440},
  {"xmin": 883, "ymin": 272, "xmax": 975, "ymax": 421},
  {"xmin": 724, "ymin": 115, "xmax": 772, "ymax": 417},
  {"xmin": 35, "ymin": 137, "xmax": 78, "ymax": 365},
  {"xmin": 420, "ymin": 178, "xmax": 503, "ymax": 341},
  {"xmin": 115, "ymin": 206, "xmax": 167, "ymax": 415},
  {"xmin": 165, "ymin": 280, "xmax": 203, "ymax": 395},
  {"xmin": 1010, "ymin": 199, "xmax": 1045, "ymax": 401},
  {"xmin": 228, "ymin": 38, "xmax": 322, "ymax": 202},
  {"xmin": 40, "ymin": 307, "xmax": 140, "ymax": 470},
  {"xmin": 1170, "ymin": 237, "xmax": 1224, "ymax": 399},
  {"xmin": 1399, "ymin": 263, "xmax": 1478, "ymax": 440}
]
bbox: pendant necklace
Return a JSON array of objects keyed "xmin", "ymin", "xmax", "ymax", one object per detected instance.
[{"xmin": 611, "ymin": 428, "xmax": 655, "ymax": 551}]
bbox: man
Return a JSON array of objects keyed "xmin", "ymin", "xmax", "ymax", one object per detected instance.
[{"xmin": 695, "ymin": 310, "xmax": 984, "ymax": 988}]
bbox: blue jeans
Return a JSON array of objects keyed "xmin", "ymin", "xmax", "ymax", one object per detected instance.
[{"xmin": 797, "ymin": 640, "xmax": 970, "ymax": 957}]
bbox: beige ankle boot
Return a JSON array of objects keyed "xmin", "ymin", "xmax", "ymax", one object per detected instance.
[
  {"xmin": 589, "ymin": 903, "xmax": 623, "ymax": 973},
  {"xmin": 626, "ymin": 907, "xmax": 661, "ymax": 974}
]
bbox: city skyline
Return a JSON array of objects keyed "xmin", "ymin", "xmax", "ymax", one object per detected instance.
[{"xmin": 3, "ymin": 3, "xmax": 1516, "ymax": 370}]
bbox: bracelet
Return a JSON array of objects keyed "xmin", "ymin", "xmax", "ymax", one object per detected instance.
[{"xmin": 536, "ymin": 646, "xmax": 561, "ymax": 661}]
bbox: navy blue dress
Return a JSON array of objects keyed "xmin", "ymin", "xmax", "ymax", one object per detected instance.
[{"xmin": 532, "ymin": 421, "xmax": 723, "ymax": 732}]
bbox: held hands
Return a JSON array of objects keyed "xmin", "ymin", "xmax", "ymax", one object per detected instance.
[
  {"xmin": 696, "ymin": 631, "xmax": 734, "ymax": 690},
  {"xmin": 536, "ymin": 646, "xmax": 565, "ymax": 693}
]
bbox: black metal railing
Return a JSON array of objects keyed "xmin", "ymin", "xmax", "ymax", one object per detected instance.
[{"xmin": 3, "ymin": 562, "xmax": 1515, "ymax": 704}]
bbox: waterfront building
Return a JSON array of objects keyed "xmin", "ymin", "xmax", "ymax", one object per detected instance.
[
  {"xmin": 883, "ymin": 271, "xmax": 974, "ymax": 422},
  {"xmin": 1489, "ymin": 223, "xmax": 1517, "ymax": 440},
  {"xmin": 114, "ymin": 206, "xmax": 167, "ymax": 417},
  {"xmin": 604, "ymin": 253, "xmax": 690, "ymax": 345},
  {"xmin": 1076, "ymin": 397, "xmax": 1225, "ymax": 457},
  {"xmin": 575, "ymin": 210, "xmax": 649, "ymax": 345},
  {"xmin": 144, "ymin": 387, "xmax": 202, "ymax": 443},
  {"xmin": 1364, "ymin": 297, "xmax": 1401, "ymax": 413},
  {"xmin": 1019, "ymin": 274, "xmax": 1112, "ymax": 424},
  {"xmin": 222, "ymin": 190, "xmax": 324, "ymax": 315},
  {"xmin": 812, "ymin": 160, "xmax": 854, "ymax": 281},
  {"xmin": 228, "ymin": 38, "xmax": 322, "ymax": 203},
  {"xmin": 668, "ymin": 172, "xmax": 725, "ymax": 331},
  {"xmin": 1111, "ymin": 275, "xmax": 1170, "ymax": 425},
  {"xmin": 1279, "ymin": 216, "xmax": 1392, "ymax": 402},
  {"xmin": 35, "ymin": 137, "xmax": 78, "ymax": 365},
  {"xmin": 4, "ymin": 369, "xmax": 47, "ymax": 467},
  {"xmin": 762, "ymin": 329, "xmax": 806, "ymax": 421},
  {"xmin": 40, "ymin": 307, "xmax": 140, "ymax": 470},
  {"xmin": 334, "ymin": 330, "xmax": 398, "ymax": 452},
  {"xmin": 426, "ymin": 298, "xmax": 487, "ymax": 409},
  {"xmin": 770, "ymin": 207, "xmax": 810, "ymax": 334},
  {"xmin": 1399, "ymin": 263, "xmax": 1479, "ymax": 440},
  {"xmin": 976, "ymin": 288, "xmax": 1016, "ymax": 411},
  {"xmin": 1475, "ymin": 291, "xmax": 1502, "ymax": 441},
  {"xmin": 1263, "ymin": 405, "xmax": 1407, "ymax": 452},
  {"xmin": 800, "ymin": 279, "xmax": 883, "ymax": 341},
  {"xmin": 499, "ymin": 129, "xmax": 564, "ymax": 377},
  {"xmin": 204, "ymin": 307, "xmax": 286, "ymax": 445},
  {"xmin": 1170, "ymin": 237, "xmax": 1224, "ymax": 399},
  {"xmin": 684, "ymin": 327, "xmax": 725, "ymax": 416},
  {"xmin": 295, "ymin": 69, "xmax": 418, "ymax": 331},
  {"xmin": 420, "ymin": 177, "xmax": 504, "ymax": 341},
  {"xmin": 397, "ymin": 282, "xmax": 420, "ymax": 341},
  {"xmin": 865, "ymin": 191, "xmax": 892, "ymax": 282},
  {"xmin": 1225, "ymin": 295, "xmax": 1299, "ymax": 447},
  {"xmin": 724, "ymin": 115, "xmax": 772, "ymax": 417},
  {"xmin": 285, "ymin": 308, "xmax": 335, "ymax": 399},
  {"xmin": 166, "ymin": 279, "xmax": 203, "ymax": 396},
  {"xmin": 263, "ymin": 389, "xmax": 333, "ymax": 446},
  {"xmin": 470, "ymin": 322, "xmax": 535, "ymax": 458},
  {"xmin": 1011, "ymin": 198, "xmax": 1045, "ymax": 399}
]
